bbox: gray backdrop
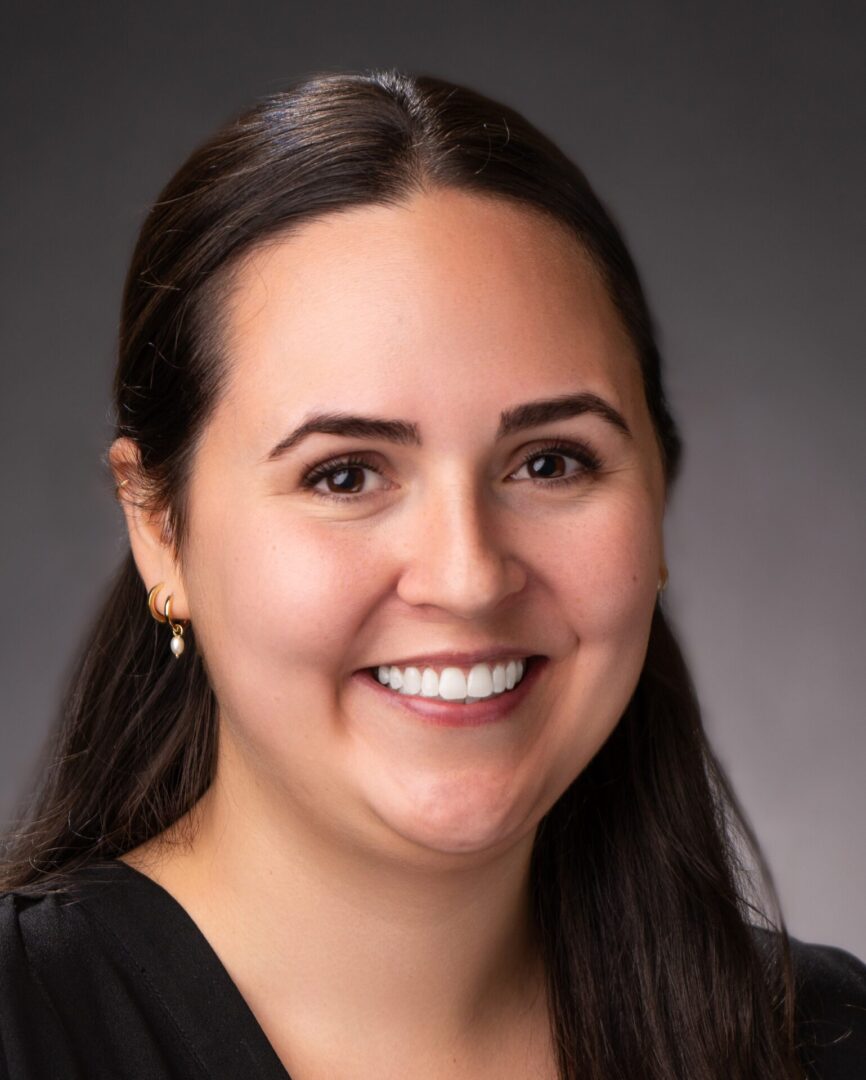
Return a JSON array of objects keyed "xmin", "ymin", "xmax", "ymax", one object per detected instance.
[{"xmin": 3, "ymin": 3, "xmax": 864, "ymax": 957}]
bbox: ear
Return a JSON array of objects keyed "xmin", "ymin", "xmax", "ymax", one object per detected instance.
[{"xmin": 109, "ymin": 437, "xmax": 191, "ymax": 621}]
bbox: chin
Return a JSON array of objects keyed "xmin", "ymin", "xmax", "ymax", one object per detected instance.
[{"xmin": 367, "ymin": 773, "xmax": 537, "ymax": 859}]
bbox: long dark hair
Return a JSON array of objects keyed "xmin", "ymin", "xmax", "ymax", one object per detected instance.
[{"xmin": 2, "ymin": 69, "xmax": 806, "ymax": 1078}]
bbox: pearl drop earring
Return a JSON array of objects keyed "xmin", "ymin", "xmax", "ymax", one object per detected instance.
[{"xmin": 163, "ymin": 594, "xmax": 186, "ymax": 658}]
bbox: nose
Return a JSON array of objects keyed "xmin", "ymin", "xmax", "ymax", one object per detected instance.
[{"xmin": 394, "ymin": 475, "xmax": 527, "ymax": 619}]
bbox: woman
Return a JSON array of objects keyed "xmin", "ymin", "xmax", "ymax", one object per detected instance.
[{"xmin": 1, "ymin": 69, "xmax": 863, "ymax": 1080}]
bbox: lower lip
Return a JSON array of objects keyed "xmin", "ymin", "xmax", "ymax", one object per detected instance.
[{"xmin": 352, "ymin": 656, "xmax": 548, "ymax": 727}]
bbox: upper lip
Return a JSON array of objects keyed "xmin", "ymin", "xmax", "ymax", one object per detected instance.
[{"xmin": 362, "ymin": 648, "xmax": 543, "ymax": 671}]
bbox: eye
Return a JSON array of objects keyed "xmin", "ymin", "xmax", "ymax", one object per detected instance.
[
  {"xmin": 300, "ymin": 454, "xmax": 386, "ymax": 503},
  {"xmin": 509, "ymin": 439, "xmax": 603, "ymax": 487}
]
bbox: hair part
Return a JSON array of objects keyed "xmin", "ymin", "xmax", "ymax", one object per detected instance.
[{"xmin": 2, "ymin": 68, "xmax": 806, "ymax": 1078}]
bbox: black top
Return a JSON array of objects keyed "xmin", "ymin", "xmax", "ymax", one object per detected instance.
[{"xmin": 1, "ymin": 859, "xmax": 864, "ymax": 1079}]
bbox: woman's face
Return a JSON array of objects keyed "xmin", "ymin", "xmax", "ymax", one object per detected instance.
[{"xmin": 154, "ymin": 189, "xmax": 666, "ymax": 862}]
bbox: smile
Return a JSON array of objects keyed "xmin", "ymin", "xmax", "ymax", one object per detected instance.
[
  {"xmin": 354, "ymin": 656, "xmax": 548, "ymax": 728},
  {"xmin": 373, "ymin": 657, "xmax": 530, "ymax": 702}
]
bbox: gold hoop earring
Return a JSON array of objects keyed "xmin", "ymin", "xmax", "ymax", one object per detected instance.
[
  {"xmin": 147, "ymin": 583, "xmax": 167, "ymax": 623},
  {"xmin": 657, "ymin": 566, "xmax": 669, "ymax": 593},
  {"xmin": 163, "ymin": 594, "xmax": 186, "ymax": 658}
]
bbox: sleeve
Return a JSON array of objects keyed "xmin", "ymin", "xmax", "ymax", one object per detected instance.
[
  {"xmin": 789, "ymin": 934, "xmax": 866, "ymax": 1080},
  {"xmin": 0, "ymin": 894, "xmax": 84, "ymax": 1079}
]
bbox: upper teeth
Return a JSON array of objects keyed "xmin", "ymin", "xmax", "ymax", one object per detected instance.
[{"xmin": 376, "ymin": 659, "xmax": 528, "ymax": 702}]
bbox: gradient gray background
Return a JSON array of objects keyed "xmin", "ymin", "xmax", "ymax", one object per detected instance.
[{"xmin": 2, "ymin": 3, "xmax": 864, "ymax": 957}]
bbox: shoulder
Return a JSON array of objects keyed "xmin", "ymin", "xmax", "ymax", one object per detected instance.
[
  {"xmin": 0, "ymin": 863, "xmax": 207, "ymax": 1078},
  {"xmin": 791, "ymin": 933, "xmax": 866, "ymax": 1068},
  {"xmin": 1, "ymin": 862, "xmax": 291, "ymax": 1079},
  {"xmin": 0, "ymin": 864, "xmax": 124, "ymax": 960},
  {"xmin": 0, "ymin": 880, "xmax": 94, "ymax": 975},
  {"xmin": 0, "ymin": 880, "xmax": 103, "ymax": 1077},
  {"xmin": 788, "ymin": 932, "xmax": 866, "ymax": 998},
  {"xmin": 754, "ymin": 926, "xmax": 866, "ymax": 1078},
  {"xmin": 0, "ymin": 861, "xmax": 175, "ymax": 996}
]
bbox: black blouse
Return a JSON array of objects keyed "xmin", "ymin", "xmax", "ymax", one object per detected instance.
[{"xmin": 1, "ymin": 859, "xmax": 864, "ymax": 1078}]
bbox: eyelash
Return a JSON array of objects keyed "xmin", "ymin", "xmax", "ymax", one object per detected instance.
[{"xmin": 299, "ymin": 439, "xmax": 604, "ymax": 504}]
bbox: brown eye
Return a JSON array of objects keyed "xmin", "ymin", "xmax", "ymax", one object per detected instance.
[
  {"xmin": 511, "ymin": 440, "xmax": 603, "ymax": 487},
  {"xmin": 320, "ymin": 465, "xmax": 366, "ymax": 494},
  {"xmin": 524, "ymin": 453, "xmax": 569, "ymax": 480},
  {"xmin": 300, "ymin": 454, "xmax": 386, "ymax": 503}
]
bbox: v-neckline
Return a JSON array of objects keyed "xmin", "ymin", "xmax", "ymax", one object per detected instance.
[{"xmin": 65, "ymin": 858, "xmax": 292, "ymax": 1079}]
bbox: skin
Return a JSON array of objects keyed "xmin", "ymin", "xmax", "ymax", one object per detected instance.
[{"xmin": 112, "ymin": 188, "xmax": 667, "ymax": 1079}]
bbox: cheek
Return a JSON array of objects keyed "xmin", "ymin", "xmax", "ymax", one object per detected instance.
[
  {"xmin": 532, "ymin": 492, "xmax": 660, "ymax": 784},
  {"xmin": 183, "ymin": 505, "xmax": 374, "ymax": 724},
  {"xmin": 548, "ymin": 489, "xmax": 661, "ymax": 638}
]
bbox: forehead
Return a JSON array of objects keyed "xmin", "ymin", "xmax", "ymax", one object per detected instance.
[{"xmin": 215, "ymin": 188, "xmax": 645, "ymax": 439}]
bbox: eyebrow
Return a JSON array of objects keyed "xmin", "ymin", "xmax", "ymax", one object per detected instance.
[{"xmin": 266, "ymin": 391, "xmax": 632, "ymax": 460}]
